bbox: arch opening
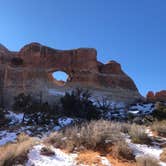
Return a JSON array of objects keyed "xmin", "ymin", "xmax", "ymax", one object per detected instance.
[{"xmin": 52, "ymin": 71, "xmax": 69, "ymax": 86}]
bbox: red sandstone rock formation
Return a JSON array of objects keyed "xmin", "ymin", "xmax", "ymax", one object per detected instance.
[
  {"xmin": 146, "ymin": 90, "xmax": 166, "ymax": 102},
  {"xmin": 0, "ymin": 42, "xmax": 141, "ymax": 105},
  {"xmin": 146, "ymin": 91, "xmax": 156, "ymax": 102}
]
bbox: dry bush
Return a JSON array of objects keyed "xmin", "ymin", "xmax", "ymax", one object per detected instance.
[
  {"xmin": 129, "ymin": 124, "xmax": 151, "ymax": 144},
  {"xmin": 160, "ymin": 148, "xmax": 166, "ymax": 162},
  {"xmin": 45, "ymin": 120, "xmax": 135, "ymax": 161},
  {"xmin": 151, "ymin": 120, "xmax": 166, "ymax": 137},
  {"xmin": 45, "ymin": 120, "xmax": 123, "ymax": 151},
  {"xmin": 112, "ymin": 141, "xmax": 134, "ymax": 160},
  {"xmin": 119, "ymin": 123, "xmax": 131, "ymax": 134},
  {"xmin": 17, "ymin": 133, "xmax": 31, "ymax": 142},
  {"xmin": 0, "ymin": 134, "xmax": 37, "ymax": 166},
  {"xmin": 136, "ymin": 155, "xmax": 160, "ymax": 166}
]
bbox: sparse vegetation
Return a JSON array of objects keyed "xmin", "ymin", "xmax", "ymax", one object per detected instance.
[
  {"xmin": 151, "ymin": 120, "xmax": 166, "ymax": 137},
  {"xmin": 0, "ymin": 134, "xmax": 37, "ymax": 166},
  {"xmin": 136, "ymin": 155, "xmax": 160, "ymax": 166},
  {"xmin": 45, "ymin": 120, "xmax": 123, "ymax": 150},
  {"xmin": 129, "ymin": 124, "xmax": 151, "ymax": 144},
  {"xmin": 96, "ymin": 96, "xmax": 111, "ymax": 117},
  {"xmin": 0, "ymin": 107, "xmax": 9, "ymax": 125},
  {"xmin": 160, "ymin": 148, "xmax": 166, "ymax": 162},
  {"xmin": 12, "ymin": 93, "xmax": 58, "ymax": 125},
  {"xmin": 45, "ymin": 120, "xmax": 135, "ymax": 161},
  {"xmin": 60, "ymin": 88, "xmax": 100, "ymax": 120},
  {"xmin": 152, "ymin": 102, "xmax": 166, "ymax": 120},
  {"xmin": 111, "ymin": 141, "xmax": 134, "ymax": 160}
]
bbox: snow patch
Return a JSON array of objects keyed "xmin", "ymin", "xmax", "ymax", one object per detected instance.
[
  {"xmin": 0, "ymin": 131, "xmax": 17, "ymax": 146},
  {"xmin": 58, "ymin": 117, "xmax": 74, "ymax": 127},
  {"xmin": 126, "ymin": 137, "xmax": 166, "ymax": 166},
  {"xmin": 48, "ymin": 89, "xmax": 65, "ymax": 96},
  {"xmin": 26, "ymin": 145, "xmax": 77, "ymax": 166},
  {"xmin": 6, "ymin": 111, "xmax": 24, "ymax": 124},
  {"xmin": 101, "ymin": 156, "xmax": 112, "ymax": 166},
  {"xmin": 129, "ymin": 103, "xmax": 154, "ymax": 114}
]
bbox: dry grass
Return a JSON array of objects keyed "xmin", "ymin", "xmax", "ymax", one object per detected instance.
[
  {"xmin": 0, "ymin": 133, "xmax": 37, "ymax": 166},
  {"xmin": 45, "ymin": 120, "xmax": 135, "ymax": 161},
  {"xmin": 151, "ymin": 120, "xmax": 166, "ymax": 137},
  {"xmin": 160, "ymin": 148, "xmax": 166, "ymax": 162},
  {"xmin": 45, "ymin": 120, "xmax": 123, "ymax": 152},
  {"xmin": 111, "ymin": 141, "xmax": 134, "ymax": 161},
  {"xmin": 129, "ymin": 124, "xmax": 151, "ymax": 144},
  {"xmin": 136, "ymin": 155, "xmax": 160, "ymax": 166},
  {"xmin": 119, "ymin": 123, "xmax": 131, "ymax": 134}
]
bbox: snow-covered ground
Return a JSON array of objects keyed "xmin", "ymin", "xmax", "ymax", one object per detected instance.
[
  {"xmin": 0, "ymin": 130, "xmax": 17, "ymax": 145},
  {"xmin": 5, "ymin": 111, "xmax": 24, "ymax": 124},
  {"xmin": 0, "ymin": 116, "xmax": 75, "ymax": 146},
  {"xmin": 26, "ymin": 144, "xmax": 112, "ymax": 166},
  {"xmin": 48, "ymin": 89, "xmax": 65, "ymax": 96},
  {"xmin": 128, "ymin": 103, "xmax": 154, "ymax": 115},
  {"xmin": 126, "ymin": 135, "xmax": 166, "ymax": 166},
  {"xmin": 58, "ymin": 117, "xmax": 74, "ymax": 127},
  {"xmin": 26, "ymin": 145, "xmax": 78, "ymax": 166},
  {"xmin": 0, "ymin": 101, "xmax": 166, "ymax": 165}
]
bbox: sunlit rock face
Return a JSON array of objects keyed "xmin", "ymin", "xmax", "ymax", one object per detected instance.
[
  {"xmin": 0, "ymin": 42, "xmax": 142, "ymax": 105},
  {"xmin": 146, "ymin": 90, "xmax": 166, "ymax": 102}
]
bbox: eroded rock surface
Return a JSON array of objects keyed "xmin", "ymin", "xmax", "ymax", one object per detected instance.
[
  {"xmin": 147, "ymin": 90, "xmax": 166, "ymax": 102},
  {"xmin": 0, "ymin": 42, "xmax": 142, "ymax": 105}
]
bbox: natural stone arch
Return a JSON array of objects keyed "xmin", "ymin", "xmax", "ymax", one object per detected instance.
[
  {"xmin": 0, "ymin": 42, "xmax": 142, "ymax": 106},
  {"xmin": 51, "ymin": 70, "xmax": 69, "ymax": 86}
]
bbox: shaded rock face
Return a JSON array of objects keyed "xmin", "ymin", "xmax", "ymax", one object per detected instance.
[
  {"xmin": 147, "ymin": 90, "xmax": 166, "ymax": 102},
  {"xmin": 0, "ymin": 42, "xmax": 141, "ymax": 105}
]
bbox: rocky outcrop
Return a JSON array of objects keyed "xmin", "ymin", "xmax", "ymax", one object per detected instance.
[
  {"xmin": 146, "ymin": 90, "xmax": 166, "ymax": 102},
  {"xmin": 0, "ymin": 42, "xmax": 142, "ymax": 105}
]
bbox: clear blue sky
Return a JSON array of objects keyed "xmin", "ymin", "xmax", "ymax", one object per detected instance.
[{"xmin": 0, "ymin": 0, "xmax": 165, "ymax": 96}]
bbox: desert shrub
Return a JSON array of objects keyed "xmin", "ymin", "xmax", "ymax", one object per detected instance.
[
  {"xmin": 0, "ymin": 134, "xmax": 36, "ymax": 166},
  {"xmin": 17, "ymin": 133, "xmax": 32, "ymax": 143},
  {"xmin": 60, "ymin": 88, "xmax": 100, "ymax": 120},
  {"xmin": 152, "ymin": 102, "xmax": 166, "ymax": 120},
  {"xmin": 136, "ymin": 155, "xmax": 160, "ymax": 166},
  {"xmin": 127, "ymin": 112, "xmax": 135, "ymax": 121},
  {"xmin": 119, "ymin": 122, "xmax": 131, "ymax": 134},
  {"xmin": 112, "ymin": 141, "xmax": 134, "ymax": 160},
  {"xmin": 96, "ymin": 97, "xmax": 111, "ymax": 117},
  {"xmin": 12, "ymin": 93, "xmax": 57, "ymax": 125},
  {"xmin": 24, "ymin": 101, "xmax": 55, "ymax": 125},
  {"xmin": 45, "ymin": 120, "xmax": 123, "ymax": 152},
  {"xmin": 129, "ymin": 124, "xmax": 151, "ymax": 144},
  {"xmin": 151, "ymin": 120, "xmax": 166, "ymax": 137},
  {"xmin": 12, "ymin": 93, "xmax": 32, "ymax": 113},
  {"xmin": 160, "ymin": 148, "xmax": 166, "ymax": 162},
  {"xmin": 45, "ymin": 120, "xmax": 135, "ymax": 160},
  {"xmin": 0, "ymin": 107, "xmax": 9, "ymax": 125}
]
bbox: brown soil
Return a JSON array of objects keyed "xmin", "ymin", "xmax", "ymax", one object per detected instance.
[{"xmin": 76, "ymin": 150, "xmax": 136, "ymax": 166}]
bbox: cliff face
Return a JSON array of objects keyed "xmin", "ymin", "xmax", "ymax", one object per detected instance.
[
  {"xmin": 0, "ymin": 42, "xmax": 141, "ymax": 105},
  {"xmin": 146, "ymin": 90, "xmax": 166, "ymax": 102}
]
